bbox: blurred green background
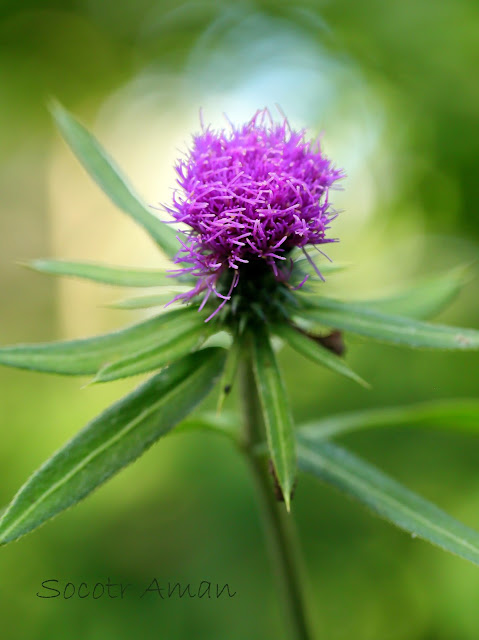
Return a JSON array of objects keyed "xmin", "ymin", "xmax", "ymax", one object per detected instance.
[{"xmin": 1, "ymin": 1, "xmax": 479, "ymax": 638}]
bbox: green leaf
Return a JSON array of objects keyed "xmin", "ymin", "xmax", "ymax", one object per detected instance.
[
  {"xmin": 50, "ymin": 101, "xmax": 178, "ymax": 258},
  {"xmin": 298, "ymin": 436, "xmax": 479, "ymax": 567},
  {"xmin": 252, "ymin": 327, "xmax": 297, "ymax": 510},
  {"xmin": 293, "ymin": 258, "xmax": 349, "ymax": 276},
  {"xmin": 357, "ymin": 265, "xmax": 471, "ymax": 319},
  {"xmin": 299, "ymin": 399, "xmax": 479, "ymax": 440},
  {"xmin": 216, "ymin": 333, "xmax": 243, "ymax": 412},
  {"xmin": 175, "ymin": 411, "xmax": 239, "ymax": 440},
  {"xmin": 273, "ymin": 323, "xmax": 369, "ymax": 388},
  {"xmin": 0, "ymin": 348, "xmax": 226, "ymax": 545},
  {"xmin": 0, "ymin": 307, "xmax": 205, "ymax": 376},
  {"xmin": 289, "ymin": 256, "xmax": 349, "ymax": 288},
  {"xmin": 25, "ymin": 259, "xmax": 176, "ymax": 287},
  {"xmin": 296, "ymin": 297, "xmax": 479, "ymax": 350},
  {"xmin": 94, "ymin": 324, "xmax": 215, "ymax": 382},
  {"xmin": 108, "ymin": 292, "xmax": 188, "ymax": 309}
]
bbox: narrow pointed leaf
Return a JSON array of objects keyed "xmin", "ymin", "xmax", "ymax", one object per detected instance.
[
  {"xmin": 358, "ymin": 265, "xmax": 471, "ymax": 319},
  {"xmin": 292, "ymin": 258, "xmax": 349, "ymax": 277},
  {"xmin": 216, "ymin": 334, "xmax": 243, "ymax": 412},
  {"xmin": 297, "ymin": 298, "xmax": 479, "ymax": 350},
  {"xmin": 290, "ymin": 257, "xmax": 349, "ymax": 288},
  {"xmin": 176, "ymin": 411, "xmax": 239, "ymax": 439},
  {"xmin": 108, "ymin": 291, "xmax": 188, "ymax": 309},
  {"xmin": 0, "ymin": 306, "xmax": 205, "ymax": 375},
  {"xmin": 50, "ymin": 101, "xmax": 178, "ymax": 257},
  {"xmin": 94, "ymin": 325, "xmax": 215, "ymax": 382},
  {"xmin": 298, "ymin": 436, "xmax": 479, "ymax": 566},
  {"xmin": 299, "ymin": 399, "xmax": 479, "ymax": 440},
  {"xmin": 26, "ymin": 259, "xmax": 176, "ymax": 287},
  {"xmin": 273, "ymin": 323, "xmax": 368, "ymax": 388},
  {"xmin": 0, "ymin": 348, "xmax": 226, "ymax": 545},
  {"xmin": 252, "ymin": 327, "xmax": 297, "ymax": 510}
]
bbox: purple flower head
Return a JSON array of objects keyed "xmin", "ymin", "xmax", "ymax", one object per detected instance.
[{"xmin": 166, "ymin": 109, "xmax": 344, "ymax": 320}]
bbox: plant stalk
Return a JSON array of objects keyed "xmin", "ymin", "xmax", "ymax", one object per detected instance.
[{"xmin": 239, "ymin": 355, "xmax": 313, "ymax": 640}]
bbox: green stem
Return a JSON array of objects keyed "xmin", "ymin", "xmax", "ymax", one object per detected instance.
[{"xmin": 239, "ymin": 355, "xmax": 313, "ymax": 640}]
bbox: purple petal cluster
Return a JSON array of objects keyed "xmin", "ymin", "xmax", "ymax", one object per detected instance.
[{"xmin": 166, "ymin": 109, "xmax": 344, "ymax": 318}]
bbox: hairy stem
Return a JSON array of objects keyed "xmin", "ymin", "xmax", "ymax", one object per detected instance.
[{"xmin": 239, "ymin": 353, "xmax": 313, "ymax": 640}]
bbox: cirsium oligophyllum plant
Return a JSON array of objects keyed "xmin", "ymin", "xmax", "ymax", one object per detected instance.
[{"xmin": 1, "ymin": 103, "xmax": 479, "ymax": 640}]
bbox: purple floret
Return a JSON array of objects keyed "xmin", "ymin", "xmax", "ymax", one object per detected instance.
[{"xmin": 165, "ymin": 109, "xmax": 344, "ymax": 319}]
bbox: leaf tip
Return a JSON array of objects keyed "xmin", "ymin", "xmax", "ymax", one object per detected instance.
[
  {"xmin": 284, "ymin": 491, "xmax": 292, "ymax": 513},
  {"xmin": 47, "ymin": 97, "xmax": 65, "ymax": 120},
  {"xmin": 81, "ymin": 377, "xmax": 100, "ymax": 390},
  {"xmin": 18, "ymin": 259, "xmax": 50, "ymax": 275},
  {"xmin": 358, "ymin": 376, "xmax": 372, "ymax": 390},
  {"xmin": 15, "ymin": 260, "xmax": 33, "ymax": 271}
]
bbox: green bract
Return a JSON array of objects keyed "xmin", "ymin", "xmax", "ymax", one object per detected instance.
[{"xmin": 1, "ymin": 104, "xmax": 479, "ymax": 575}]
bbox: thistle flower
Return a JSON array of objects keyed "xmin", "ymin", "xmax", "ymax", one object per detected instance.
[
  {"xmin": 166, "ymin": 109, "xmax": 344, "ymax": 319},
  {"xmin": 2, "ymin": 104, "xmax": 479, "ymax": 633}
]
